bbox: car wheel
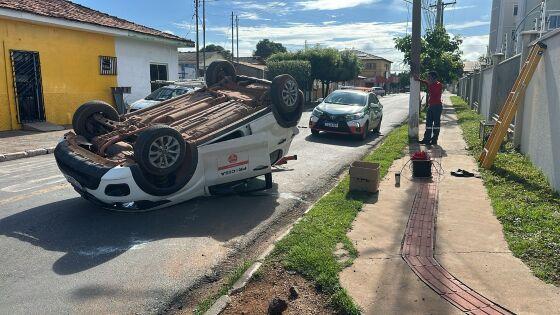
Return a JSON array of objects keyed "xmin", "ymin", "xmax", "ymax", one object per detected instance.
[
  {"xmin": 311, "ymin": 129, "xmax": 320, "ymax": 136},
  {"xmin": 271, "ymin": 75, "xmax": 300, "ymax": 114},
  {"xmin": 73, "ymin": 101, "xmax": 119, "ymax": 140},
  {"xmin": 271, "ymin": 85, "xmax": 304, "ymax": 128},
  {"xmin": 359, "ymin": 121, "xmax": 369, "ymax": 140},
  {"xmin": 374, "ymin": 118, "xmax": 382, "ymax": 133},
  {"xmin": 205, "ymin": 60, "xmax": 236, "ymax": 87},
  {"xmin": 134, "ymin": 125, "xmax": 187, "ymax": 176}
]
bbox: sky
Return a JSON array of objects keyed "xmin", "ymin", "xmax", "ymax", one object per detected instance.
[{"xmin": 72, "ymin": 0, "xmax": 492, "ymax": 71}]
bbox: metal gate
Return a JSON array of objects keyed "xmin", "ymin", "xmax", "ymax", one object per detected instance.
[{"xmin": 10, "ymin": 50, "xmax": 45, "ymax": 123}]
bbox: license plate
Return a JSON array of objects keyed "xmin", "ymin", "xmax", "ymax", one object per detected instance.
[{"xmin": 324, "ymin": 122, "xmax": 338, "ymax": 128}]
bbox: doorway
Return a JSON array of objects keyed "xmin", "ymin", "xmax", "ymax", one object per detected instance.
[{"xmin": 10, "ymin": 50, "xmax": 45, "ymax": 123}]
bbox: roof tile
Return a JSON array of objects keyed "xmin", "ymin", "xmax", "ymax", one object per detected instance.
[{"xmin": 0, "ymin": 0, "xmax": 192, "ymax": 44}]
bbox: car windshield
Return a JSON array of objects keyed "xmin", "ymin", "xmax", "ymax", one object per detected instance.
[
  {"xmin": 324, "ymin": 91, "xmax": 367, "ymax": 106},
  {"xmin": 145, "ymin": 87, "xmax": 190, "ymax": 101}
]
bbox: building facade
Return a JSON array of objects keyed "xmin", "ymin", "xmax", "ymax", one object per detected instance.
[
  {"xmin": 349, "ymin": 50, "xmax": 392, "ymax": 88},
  {"xmin": 0, "ymin": 0, "xmax": 192, "ymax": 131},
  {"xmin": 489, "ymin": 0, "xmax": 560, "ymax": 59}
]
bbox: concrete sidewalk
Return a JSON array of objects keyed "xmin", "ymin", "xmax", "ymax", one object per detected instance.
[
  {"xmin": 0, "ymin": 129, "xmax": 67, "ymax": 161},
  {"xmin": 340, "ymin": 93, "xmax": 560, "ymax": 314}
]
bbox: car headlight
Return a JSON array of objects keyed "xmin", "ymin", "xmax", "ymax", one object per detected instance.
[
  {"xmin": 346, "ymin": 112, "xmax": 365, "ymax": 121},
  {"xmin": 312, "ymin": 108, "xmax": 324, "ymax": 117}
]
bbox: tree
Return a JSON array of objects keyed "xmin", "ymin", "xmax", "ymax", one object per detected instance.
[
  {"xmin": 267, "ymin": 60, "xmax": 312, "ymax": 92},
  {"xmin": 394, "ymin": 26, "xmax": 463, "ymax": 83},
  {"xmin": 267, "ymin": 48, "xmax": 362, "ymax": 97},
  {"xmin": 254, "ymin": 39, "xmax": 287, "ymax": 59},
  {"xmin": 200, "ymin": 44, "xmax": 232, "ymax": 60}
]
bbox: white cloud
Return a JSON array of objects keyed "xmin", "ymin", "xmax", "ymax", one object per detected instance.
[
  {"xmin": 446, "ymin": 20, "xmax": 490, "ymax": 30},
  {"xmin": 461, "ymin": 34, "xmax": 489, "ymax": 61},
  {"xmin": 231, "ymin": 1, "xmax": 288, "ymax": 11},
  {"xmin": 238, "ymin": 12, "xmax": 270, "ymax": 21},
  {"xmin": 296, "ymin": 0, "xmax": 379, "ymax": 11},
  {"xmin": 447, "ymin": 5, "xmax": 476, "ymax": 11},
  {"xmin": 209, "ymin": 21, "xmax": 408, "ymax": 64}
]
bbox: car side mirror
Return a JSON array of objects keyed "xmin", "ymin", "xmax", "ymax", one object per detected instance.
[{"xmin": 316, "ymin": 98, "xmax": 324, "ymax": 103}]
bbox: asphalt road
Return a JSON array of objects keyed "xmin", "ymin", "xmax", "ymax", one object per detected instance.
[{"xmin": 0, "ymin": 93, "xmax": 410, "ymax": 314}]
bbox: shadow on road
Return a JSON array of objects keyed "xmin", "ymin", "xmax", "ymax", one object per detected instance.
[
  {"xmin": 0, "ymin": 186, "xmax": 279, "ymax": 275},
  {"xmin": 304, "ymin": 132, "xmax": 382, "ymax": 147}
]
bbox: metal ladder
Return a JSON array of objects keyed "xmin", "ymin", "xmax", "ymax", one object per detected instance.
[{"xmin": 479, "ymin": 41, "xmax": 547, "ymax": 169}]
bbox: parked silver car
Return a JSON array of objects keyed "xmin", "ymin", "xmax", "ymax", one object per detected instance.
[
  {"xmin": 371, "ymin": 86, "xmax": 386, "ymax": 97},
  {"xmin": 128, "ymin": 85, "xmax": 198, "ymax": 112},
  {"xmin": 309, "ymin": 89, "xmax": 383, "ymax": 140}
]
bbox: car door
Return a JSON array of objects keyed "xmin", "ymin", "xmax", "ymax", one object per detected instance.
[
  {"xmin": 199, "ymin": 133, "xmax": 271, "ymax": 187},
  {"xmin": 369, "ymin": 93, "xmax": 382, "ymax": 125},
  {"xmin": 367, "ymin": 94, "xmax": 377, "ymax": 123}
]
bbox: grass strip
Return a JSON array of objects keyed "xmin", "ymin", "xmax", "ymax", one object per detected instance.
[
  {"xmin": 272, "ymin": 124, "xmax": 410, "ymax": 314},
  {"xmin": 194, "ymin": 260, "xmax": 253, "ymax": 315},
  {"xmin": 451, "ymin": 96, "xmax": 560, "ymax": 285}
]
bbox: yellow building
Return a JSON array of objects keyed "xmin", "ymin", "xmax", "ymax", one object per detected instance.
[
  {"xmin": 350, "ymin": 50, "xmax": 393, "ymax": 87},
  {"xmin": 0, "ymin": 0, "xmax": 193, "ymax": 131}
]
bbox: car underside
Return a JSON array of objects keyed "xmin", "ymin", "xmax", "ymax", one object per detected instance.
[{"xmin": 54, "ymin": 61, "xmax": 303, "ymax": 211}]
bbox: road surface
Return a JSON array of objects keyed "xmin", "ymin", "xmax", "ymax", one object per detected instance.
[{"xmin": 0, "ymin": 93, "xmax": 410, "ymax": 314}]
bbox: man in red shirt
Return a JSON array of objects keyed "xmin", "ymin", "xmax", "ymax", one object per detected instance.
[{"xmin": 415, "ymin": 71, "xmax": 443, "ymax": 145}]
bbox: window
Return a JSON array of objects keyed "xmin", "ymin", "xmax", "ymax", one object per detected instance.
[
  {"xmin": 150, "ymin": 63, "xmax": 168, "ymax": 82},
  {"xmin": 366, "ymin": 63, "xmax": 373, "ymax": 69},
  {"xmin": 549, "ymin": 15, "xmax": 560, "ymax": 30},
  {"xmin": 99, "ymin": 56, "xmax": 117, "ymax": 75},
  {"xmin": 513, "ymin": 4, "xmax": 518, "ymax": 16}
]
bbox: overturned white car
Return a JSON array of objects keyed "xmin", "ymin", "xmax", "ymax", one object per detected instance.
[{"xmin": 55, "ymin": 61, "xmax": 303, "ymax": 211}]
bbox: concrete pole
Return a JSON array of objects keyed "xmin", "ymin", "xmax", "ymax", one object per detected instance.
[
  {"xmin": 195, "ymin": 0, "xmax": 199, "ymax": 77},
  {"xmin": 202, "ymin": 0, "xmax": 206, "ymax": 74},
  {"xmin": 231, "ymin": 12, "xmax": 235, "ymax": 63},
  {"xmin": 236, "ymin": 15, "xmax": 239, "ymax": 64},
  {"xmin": 436, "ymin": 0, "xmax": 443, "ymax": 26},
  {"xmin": 408, "ymin": 0, "xmax": 422, "ymax": 140}
]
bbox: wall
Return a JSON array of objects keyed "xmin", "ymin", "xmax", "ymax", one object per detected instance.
[
  {"xmin": 115, "ymin": 37, "xmax": 179, "ymax": 104},
  {"xmin": 492, "ymin": 54, "xmax": 520, "ymax": 115},
  {"xmin": 359, "ymin": 59, "xmax": 391, "ymax": 78},
  {"xmin": 479, "ymin": 68, "xmax": 493, "ymax": 118},
  {"xmin": 520, "ymin": 30, "xmax": 560, "ymax": 191},
  {"xmin": 0, "ymin": 18, "xmax": 117, "ymax": 130}
]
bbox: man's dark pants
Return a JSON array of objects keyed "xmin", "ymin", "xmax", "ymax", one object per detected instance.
[{"xmin": 423, "ymin": 104, "xmax": 443, "ymax": 142}]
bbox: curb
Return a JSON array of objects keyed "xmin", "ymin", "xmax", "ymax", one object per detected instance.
[
  {"xmin": 202, "ymin": 124, "xmax": 402, "ymax": 315},
  {"xmin": 203, "ymin": 194, "xmax": 319, "ymax": 315},
  {"xmin": 0, "ymin": 147, "xmax": 56, "ymax": 163}
]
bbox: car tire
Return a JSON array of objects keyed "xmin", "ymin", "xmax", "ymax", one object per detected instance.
[
  {"xmin": 72, "ymin": 101, "xmax": 119, "ymax": 140},
  {"xmin": 311, "ymin": 129, "xmax": 320, "ymax": 136},
  {"xmin": 270, "ymin": 76, "xmax": 303, "ymax": 128},
  {"xmin": 271, "ymin": 75, "xmax": 300, "ymax": 114},
  {"xmin": 134, "ymin": 125, "xmax": 187, "ymax": 176},
  {"xmin": 206, "ymin": 60, "xmax": 236, "ymax": 87},
  {"xmin": 374, "ymin": 118, "xmax": 382, "ymax": 133}
]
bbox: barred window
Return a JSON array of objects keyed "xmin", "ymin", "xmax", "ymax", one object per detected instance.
[{"xmin": 100, "ymin": 56, "xmax": 117, "ymax": 75}]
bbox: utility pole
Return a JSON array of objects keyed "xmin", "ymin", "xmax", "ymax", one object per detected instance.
[
  {"xmin": 231, "ymin": 12, "xmax": 235, "ymax": 62},
  {"xmin": 236, "ymin": 15, "xmax": 239, "ymax": 64},
  {"xmin": 202, "ymin": 0, "xmax": 206, "ymax": 75},
  {"xmin": 194, "ymin": 0, "xmax": 199, "ymax": 77},
  {"xmin": 408, "ymin": 0, "xmax": 422, "ymax": 140},
  {"xmin": 431, "ymin": 0, "xmax": 456, "ymax": 26}
]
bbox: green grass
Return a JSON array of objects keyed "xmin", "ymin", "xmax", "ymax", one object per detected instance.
[
  {"xmin": 194, "ymin": 260, "xmax": 253, "ymax": 315},
  {"xmin": 451, "ymin": 96, "xmax": 560, "ymax": 285},
  {"xmin": 272, "ymin": 124, "xmax": 410, "ymax": 314}
]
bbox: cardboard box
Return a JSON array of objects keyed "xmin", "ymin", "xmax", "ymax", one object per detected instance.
[{"xmin": 349, "ymin": 161, "xmax": 380, "ymax": 193}]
